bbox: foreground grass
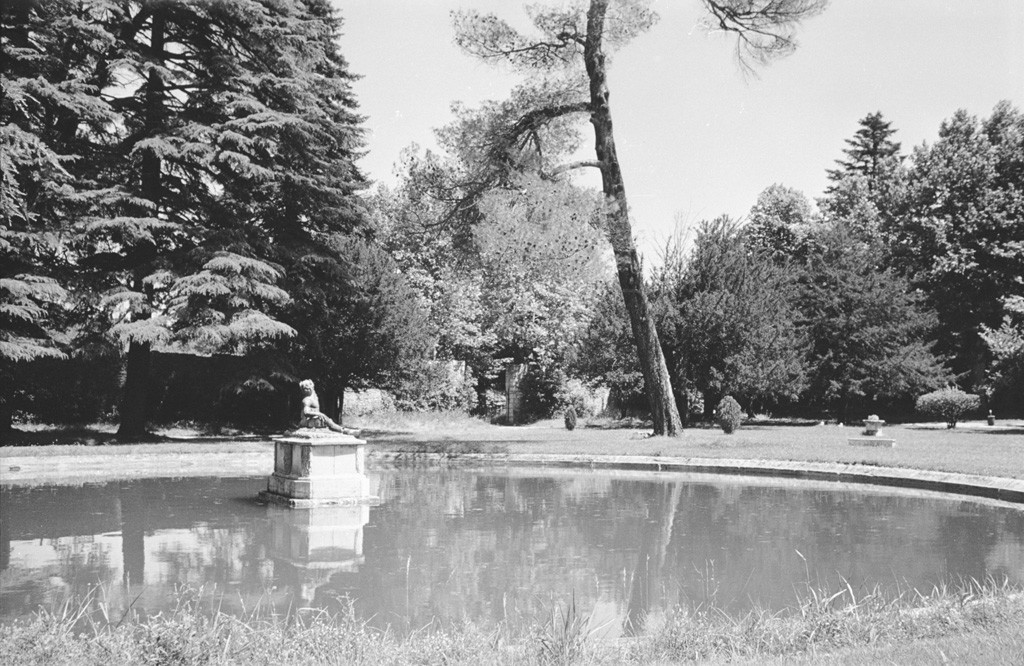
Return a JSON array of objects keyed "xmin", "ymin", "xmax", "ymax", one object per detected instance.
[{"xmin": 2, "ymin": 582, "xmax": 1022, "ymax": 665}]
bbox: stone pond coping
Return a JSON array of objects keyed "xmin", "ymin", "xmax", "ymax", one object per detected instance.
[{"xmin": 2, "ymin": 447, "xmax": 1023, "ymax": 505}]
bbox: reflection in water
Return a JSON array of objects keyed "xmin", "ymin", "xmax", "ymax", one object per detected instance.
[
  {"xmin": 2, "ymin": 470, "xmax": 1023, "ymax": 637},
  {"xmin": 267, "ymin": 504, "xmax": 369, "ymax": 607}
]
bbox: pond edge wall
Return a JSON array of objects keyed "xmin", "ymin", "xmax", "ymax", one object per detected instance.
[{"xmin": 4, "ymin": 448, "xmax": 1024, "ymax": 505}]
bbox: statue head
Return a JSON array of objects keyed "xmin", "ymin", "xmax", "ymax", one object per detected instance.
[{"xmin": 299, "ymin": 379, "xmax": 315, "ymax": 395}]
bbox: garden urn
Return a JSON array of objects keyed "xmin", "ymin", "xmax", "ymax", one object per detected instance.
[{"xmin": 862, "ymin": 415, "xmax": 885, "ymax": 436}]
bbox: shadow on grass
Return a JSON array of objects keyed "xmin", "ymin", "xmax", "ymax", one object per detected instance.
[
  {"xmin": 743, "ymin": 418, "xmax": 824, "ymax": 427},
  {"xmin": 2, "ymin": 426, "xmax": 129, "ymax": 448},
  {"xmin": 2, "ymin": 423, "xmax": 277, "ymax": 448},
  {"xmin": 902, "ymin": 424, "xmax": 1024, "ymax": 436},
  {"xmin": 583, "ymin": 417, "xmax": 653, "ymax": 430},
  {"xmin": 383, "ymin": 441, "xmax": 511, "ymax": 456},
  {"xmin": 963, "ymin": 427, "xmax": 1024, "ymax": 436}
]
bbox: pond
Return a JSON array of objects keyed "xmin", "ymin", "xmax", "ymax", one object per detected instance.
[{"xmin": 2, "ymin": 467, "xmax": 1024, "ymax": 636}]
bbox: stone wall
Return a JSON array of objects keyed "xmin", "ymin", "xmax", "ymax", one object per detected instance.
[{"xmin": 505, "ymin": 363, "xmax": 528, "ymax": 424}]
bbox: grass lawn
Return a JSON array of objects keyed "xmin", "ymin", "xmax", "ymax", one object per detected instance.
[
  {"xmin": 3, "ymin": 415, "xmax": 1023, "ymax": 480},
  {"xmin": 353, "ymin": 414, "xmax": 1024, "ymax": 480}
]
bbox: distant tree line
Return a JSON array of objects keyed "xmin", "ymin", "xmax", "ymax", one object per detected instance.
[
  {"xmin": 371, "ymin": 99, "xmax": 1023, "ymax": 425},
  {"xmin": 575, "ymin": 106, "xmax": 1024, "ymax": 422}
]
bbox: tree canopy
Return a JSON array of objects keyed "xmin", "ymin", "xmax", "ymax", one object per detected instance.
[
  {"xmin": 654, "ymin": 217, "xmax": 807, "ymax": 419},
  {"xmin": 1, "ymin": 0, "xmax": 370, "ymax": 434},
  {"xmin": 891, "ymin": 102, "xmax": 1024, "ymax": 387}
]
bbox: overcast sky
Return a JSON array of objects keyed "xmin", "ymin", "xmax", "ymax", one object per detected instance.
[{"xmin": 336, "ymin": 0, "xmax": 1024, "ymax": 260}]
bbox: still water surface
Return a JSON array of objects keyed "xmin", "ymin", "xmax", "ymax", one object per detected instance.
[{"xmin": 2, "ymin": 468, "xmax": 1023, "ymax": 635}]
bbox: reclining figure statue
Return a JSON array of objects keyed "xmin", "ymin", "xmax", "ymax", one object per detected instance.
[{"xmin": 298, "ymin": 379, "xmax": 359, "ymax": 436}]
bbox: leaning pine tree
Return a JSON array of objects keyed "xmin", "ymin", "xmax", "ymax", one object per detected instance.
[{"xmin": 451, "ymin": 0, "xmax": 827, "ymax": 435}]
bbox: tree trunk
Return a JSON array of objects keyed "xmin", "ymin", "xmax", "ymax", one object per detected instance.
[
  {"xmin": 320, "ymin": 383, "xmax": 345, "ymax": 425},
  {"xmin": 8, "ymin": 1, "xmax": 30, "ymax": 42},
  {"xmin": 676, "ymin": 387, "xmax": 690, "ymax": 427},
  {"xmin": 118, "ymin": 340, "xmax": 152, "ymax": 437},
  {"xmin": 0, "ymin": 394, "xmax": 13, "ymax": 439},
  {"xmin": 704, "ymin": 390, "xmax": 721, "ymax": 421},
  {"xmin": 119, "ymin": 484, "xmax": 146, "ymax": 587},
  {"xmin": 117, "ymin": 10, "xmax": 164, "ymax": 438},
  {"xmin": 141, "ymin": 9, "xmax": 165, "ymax": 205},
  {"xmin": 585, "ymin": 0, "xmax": 682, "ymax": 436},
  {"xmin": 838, "ymin": 384, "xmax": 850, "ymax": 425}
]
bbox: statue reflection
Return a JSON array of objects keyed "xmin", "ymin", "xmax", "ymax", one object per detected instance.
[{"xmin": 265, "ymin": 504, "xmax": 370, "ymax": 608}]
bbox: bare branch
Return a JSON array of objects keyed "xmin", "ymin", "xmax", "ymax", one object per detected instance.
[
  {"xmin": 544, "ymin": 160, "xmax": 605, "ymax": 179},
  {"xmin": 437, "ymin": 102, "xmax": 593, "ymax": 229},
  {"xmin": 701, "ymin": 0, "xmax": 829, "ymax": 74},
  {"xmin": 503, "ymin": 102, "xmax": 592, "ymax": 149},
  {"xmin": 451, "ymin": 9, "xmax": 582, "ymax": 68}
]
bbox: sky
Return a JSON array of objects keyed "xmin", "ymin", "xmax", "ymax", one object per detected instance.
[{"xmin": 335, "ymin": 0, "xmax": 1024, "ymax": 261}]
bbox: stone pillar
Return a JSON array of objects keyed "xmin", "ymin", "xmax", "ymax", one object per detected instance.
[{"xmin": 506, "ymin": 363, "xmax": 527, "ymax": 424}]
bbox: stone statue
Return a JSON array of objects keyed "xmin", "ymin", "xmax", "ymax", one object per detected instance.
[{"xmin": 298, "ymin": 379, "xmax": 358, "ymax": 435}]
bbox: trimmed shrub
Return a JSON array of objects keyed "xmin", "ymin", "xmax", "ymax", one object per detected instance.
[
  {"xmin": 563, "ymin": 407, "xmax": 578, "ymax": 431},
  {"xmin": 915, "ymin": 387, "xmax": 981, "ymax": 428},
  {"xmin": 716, "ymin": 395, "xmax": 743, "ymax": 434}
]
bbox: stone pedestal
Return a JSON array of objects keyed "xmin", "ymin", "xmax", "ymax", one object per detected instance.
[
  {"xmin": 847, "ymin": 436, "xmax": 895, "ymax": 448},
  {"xmin": 848, "ymin": 415, "xmax": 894, "ymax": 447},
  {"xmin": 258, "ymin": 429, "xmax": 376, "ymax": 507}
]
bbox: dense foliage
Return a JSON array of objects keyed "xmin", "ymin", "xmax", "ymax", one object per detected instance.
[
  {"xmin": 654, "ymin": 217, "xmax": 807, "ymax": 420},
  {"xmin": 0, "ymin": 0, "xmax": 412, "ymax": 433},
  {"xmin": 892, "ymin": 103, "xmax": 1024, "ymax": 393},
  {"xmin": 284, "ymin": 237, "xmax": 433, "ymax": 420},
  {"xmin": 372, "ymin": 115, "xmax": 610, "ymax": 420},
  {"xmin": 980, "ymin": 295, "xmax": 1024, "ymax": 399},
  {"xmin": 794, "ymin": 225, "xmax": 949, "ymax": 421}
]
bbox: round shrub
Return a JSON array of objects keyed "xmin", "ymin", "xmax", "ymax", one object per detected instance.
[
  {"xmin": 716, "ymin": 396, "xmax": 743, "ymax": 434},
  {"xmin": 915, "ymin": 387, "xmax": 981, "ymax": 428},
  {"xmin": 564, "ymin": 407, "xmax": 578, "ymax": 431}
]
